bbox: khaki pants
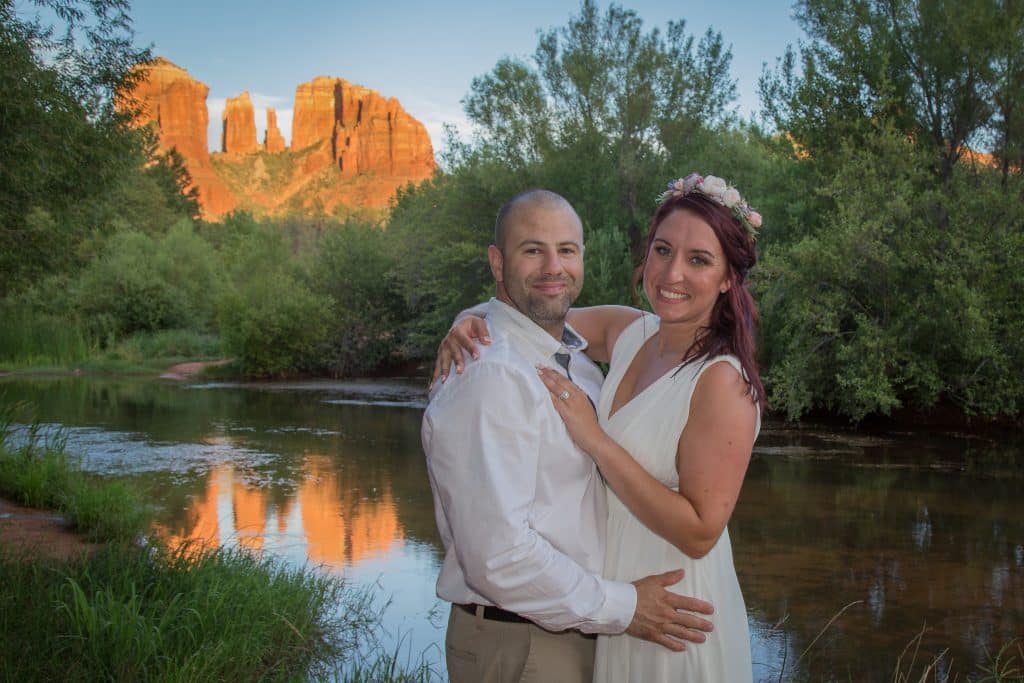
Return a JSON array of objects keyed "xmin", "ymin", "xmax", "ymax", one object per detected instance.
[{"xmin": 445, "ymin": 604, "xmax": 596, "ymax": 683}]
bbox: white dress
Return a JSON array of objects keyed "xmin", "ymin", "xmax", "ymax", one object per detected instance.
[{"xmin": 593, "ymin": 316, "xmax": 756, "ymax": 683}]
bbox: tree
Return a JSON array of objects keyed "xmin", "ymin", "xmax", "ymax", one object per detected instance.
[
  {"xmin": 463, "ymin": 0, "xmax": 736, "ymax": 250},
  {"xmin": 0, "ymin": 0, "xmax": 151, "ymax": 295},
  {"xmin": 760, "ymin": 0, "xmax": 1024, "ymax": 185}
]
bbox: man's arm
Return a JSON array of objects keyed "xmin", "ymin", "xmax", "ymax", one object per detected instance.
[
  {"xmin": 425, "ymin": 361, "xmax": 635, "ymax": 634},
  {"xmin": 425, "ymin": 362, "xmax": 715, "ymax": 647}
]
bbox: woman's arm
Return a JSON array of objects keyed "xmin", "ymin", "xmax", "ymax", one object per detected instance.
[
  {"xmin": 432, "ymin": 303, "xmax": 643, "ymax": 382},
  {"xmin": 537, "ymin": 362, "xmax": 757, "ymax": 558},
  {"xmin": 565, "ymin": 306, "xmax": 643, "ymax": 364}
]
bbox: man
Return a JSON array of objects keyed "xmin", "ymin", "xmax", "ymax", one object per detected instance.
[{"xmin": 422, "ymin": 189, "xmax": 715, "ymax": 682}]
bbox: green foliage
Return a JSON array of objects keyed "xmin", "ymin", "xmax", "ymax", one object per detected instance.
[
  {"xmin": 74, "ymin": 221, "xmax": 224, "ymax": 338},
  {"xmin": 311, "ymin": 222, "xmax": 408, "ymax": 375},
  {"xmin": 219, "ymin": 271, "xmax": 333, "ymax": 378},
  {"xmin": 757, "ymin": 125, "xmax": 1024, "ymax": 420},
  {"xmin": 760, "ymin": 0, "xmax": 1024, "ymax": 183}
]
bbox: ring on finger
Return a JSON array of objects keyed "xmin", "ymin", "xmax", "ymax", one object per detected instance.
[{"xmin": 558, "ymin": 390, "xmax": 571, "ymax": 401}]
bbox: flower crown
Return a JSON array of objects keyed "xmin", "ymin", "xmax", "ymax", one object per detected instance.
[{"xmin": 656, "ymin": 173, "xmax": 762, "ymax": 239}]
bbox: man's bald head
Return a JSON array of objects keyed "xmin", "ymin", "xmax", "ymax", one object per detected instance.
[{"xmin": 494, "ymin": 189, "xmax": 581, "ymax": 251}]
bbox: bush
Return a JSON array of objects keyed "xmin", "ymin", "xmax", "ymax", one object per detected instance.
[
  {"xmin": 72, "ymin": 221, "xmax": 224, "ymax": 340},
  {"xmin": 218, "ymin": 271, "xmax": 333, "ymax": 377}
]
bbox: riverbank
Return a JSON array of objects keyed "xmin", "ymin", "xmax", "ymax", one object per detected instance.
[{"xmin": 0, "ymin": 423, "xmax": 435, "ymax": 682}]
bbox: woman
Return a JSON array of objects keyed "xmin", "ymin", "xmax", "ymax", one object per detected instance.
[{"xmin": 436, "ymin": 174, "xmax": 763, "ymax": 681}]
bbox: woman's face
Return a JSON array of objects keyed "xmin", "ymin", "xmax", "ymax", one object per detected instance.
[{"xmin": 642, "ymin": 209, "xmax": 731, "ymax": 326}]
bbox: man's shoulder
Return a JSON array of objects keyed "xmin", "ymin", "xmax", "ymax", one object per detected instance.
[{"xmin": 428, "ymin": 341, "xmax": 539, "ymax": 409}]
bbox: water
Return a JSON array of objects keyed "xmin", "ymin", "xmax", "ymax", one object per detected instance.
[{"xmin": 1, "ymin": 376, "xmax": 1021, "ymax": 680}]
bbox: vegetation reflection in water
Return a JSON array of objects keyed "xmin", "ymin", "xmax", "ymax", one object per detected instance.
[{"xmin": 1, "ymin": 376, "xmax": 1020, "ymax": 680}]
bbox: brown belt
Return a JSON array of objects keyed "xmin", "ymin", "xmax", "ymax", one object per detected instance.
[{"xmin": 455, "ymin": 603, "xmax": 597, "ymax": 639}]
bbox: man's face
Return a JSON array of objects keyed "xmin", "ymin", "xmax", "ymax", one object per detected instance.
[{"xmin": 488, "ymin": 203, "xmax": 584, "ymax": 337}]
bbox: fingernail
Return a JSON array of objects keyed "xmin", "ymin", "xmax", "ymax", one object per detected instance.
[{"xmin": 482, "ymin": 336, "xmax": 490, "ymax": 343}]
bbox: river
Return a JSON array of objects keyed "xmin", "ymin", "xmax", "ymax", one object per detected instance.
[{"xmin": 1, "ymin": 375, "xmax": 1020, "ymax": 681}]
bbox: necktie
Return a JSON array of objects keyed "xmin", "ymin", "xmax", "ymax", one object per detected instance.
[{"xmin": 554, "ymin": 351, "xmax": 573, "ymax": 381}]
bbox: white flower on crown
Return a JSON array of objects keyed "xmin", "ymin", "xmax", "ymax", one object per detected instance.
[
  {"xmin": 655, "ymin": 172, "xmax": 762, "ymax": 240},
  {"xmin": 721, "ymin": 187, "xmax": 741, "ymax": 207},
  {"xmin": 700, "ymin": 175, "xmax": 729, "ymax": 197}
]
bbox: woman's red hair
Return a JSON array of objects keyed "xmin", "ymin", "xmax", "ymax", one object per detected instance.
[{"xmin": 632, "ymin": 191, "xmax": 765, "ymax": 409}]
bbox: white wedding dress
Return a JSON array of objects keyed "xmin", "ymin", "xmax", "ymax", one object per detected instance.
[{"xmin": 593, "ymin": 316, "xmax": 756, "ymax": 682}]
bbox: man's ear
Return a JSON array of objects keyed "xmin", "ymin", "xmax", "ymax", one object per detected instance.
[{"xmin": 487, "ymin": 244, "xmax": 503, "ymax": 282}]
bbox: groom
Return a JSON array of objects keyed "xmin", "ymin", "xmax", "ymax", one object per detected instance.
[{"xmin": 422, "ymin": 189, "xmax": 714, "ymax": 682}]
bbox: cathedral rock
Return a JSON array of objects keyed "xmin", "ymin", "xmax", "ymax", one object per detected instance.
[
  {"xmin": 119, "ymin": 60, "xmax": 437, "ymax": 219},
  {"xmin": 119, "ymin": 58, "xmax": 237, "ymax": 216}
]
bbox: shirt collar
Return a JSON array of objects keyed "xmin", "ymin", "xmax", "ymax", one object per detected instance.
[{"xmin": 486, "ymin": 298, "xmax": 590, "ymax": 358}]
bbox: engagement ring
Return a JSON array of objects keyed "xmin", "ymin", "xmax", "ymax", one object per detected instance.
[{"xmin": 558, "ymin": 390, "xmax": 571, "ymax": 401}]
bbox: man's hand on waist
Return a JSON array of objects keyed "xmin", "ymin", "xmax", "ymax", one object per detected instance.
[{"xmin": 626, "ymin": 569, "xmax": 715, "ymax": 652}]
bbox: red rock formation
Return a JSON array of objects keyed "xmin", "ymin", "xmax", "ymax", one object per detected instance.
[
  {"xmin": 264, "ymin": 108, "xmax": 285, "ymax": 153},
  {"xmin": 221, "ymin": 91, "xmax": 257, "ymax": 154},
  {"xmin": 120, "ymin": 61, "xmax": 436, "ymax": 218},
  {"xmin": 292, "ymin": 76, "xmax": 436, "ymax": 180},
  {"xmin": 119, "ymin": 58, "xmax": 237, "ymax": 217}
]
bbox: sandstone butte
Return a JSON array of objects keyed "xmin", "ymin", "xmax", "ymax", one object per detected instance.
[
  {"xmin": 221, "ymin": 91, "xmax": 258, "ymax": 154},
  {"xmin": 119, "ymin": 58, "xmax": 437, "ymax": 219},
  {"xmin": 118, "ymin": 58, "xmax": 237, "ymax": 216}
]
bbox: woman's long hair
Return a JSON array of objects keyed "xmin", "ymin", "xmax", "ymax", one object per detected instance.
[{"xmin": 632, "ymin": 191, "xmax": 765, "ymax": 409}]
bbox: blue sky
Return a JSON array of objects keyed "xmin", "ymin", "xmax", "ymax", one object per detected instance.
[{"xmin": 128, "ymin": 0, "xmax": 804, "ymax": 154}]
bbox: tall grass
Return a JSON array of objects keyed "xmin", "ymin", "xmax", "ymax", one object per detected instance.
[
  {"xmin": 0, "ymin": 541, "xmax": 376, "ymax": 681},
  {"xmin": 0, "ymin": 418, "xmax": 148, "ymax": 543},
  {"xmin": 0, "ymin": 304, "xmax": 96, "ymax": 368}
]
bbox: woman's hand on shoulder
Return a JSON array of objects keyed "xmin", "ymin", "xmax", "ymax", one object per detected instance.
[{"xmin": 431, "ymin": 316, "xmax": 491, "ymax": 386}]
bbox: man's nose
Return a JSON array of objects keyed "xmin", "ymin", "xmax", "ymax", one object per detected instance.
[{"xmin": 541, "ymin": 250, "xmax": 563, "ymax": 274}]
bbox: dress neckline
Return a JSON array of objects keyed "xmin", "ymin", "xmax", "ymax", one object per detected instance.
[{"xmin": 606, "ymin": 317, "xmax": 677, "ymax": 421}]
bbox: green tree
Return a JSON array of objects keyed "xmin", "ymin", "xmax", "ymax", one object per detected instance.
[
  {"xmin": 464, "ymin": 0, "xmax": 736, "ymax": 248},
  {"xmin": 0, "ymin": 0, "xmax": 152, "ymax": 295},
  {"xmin": 311, "ymin": 222, "xmax": 408, "ymax": 375},
  {"xmin": 757, "ymin": 123, "xmax": 1024, "ymax": 420}
]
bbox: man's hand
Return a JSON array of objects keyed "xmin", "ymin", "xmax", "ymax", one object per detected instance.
[{"xmin": 626, "ymin": 569, "xmax": 714, "ymax": 652}]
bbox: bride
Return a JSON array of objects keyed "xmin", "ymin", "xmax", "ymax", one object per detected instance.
[{"xmin": 436, "ymin": 173, "xmax": 763, "ymax": 681}]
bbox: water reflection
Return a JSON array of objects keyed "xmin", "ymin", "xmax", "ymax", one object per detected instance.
[
  {"xmin": 155, "ymin": 458, "xmax": 406, "ymax": 567},
  {"xmin": 1, "ymin": 376, "xmax": 1022, "ymax": 680}
]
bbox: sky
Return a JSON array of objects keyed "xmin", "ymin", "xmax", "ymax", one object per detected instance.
[{"xmin": 126, "ymin": 0, "xmax": 805, "ymax": 155}]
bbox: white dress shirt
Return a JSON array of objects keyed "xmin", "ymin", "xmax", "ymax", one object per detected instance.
[{"xmin": 422, "ymin": 298, "xmax": 637, "ymax": 634}]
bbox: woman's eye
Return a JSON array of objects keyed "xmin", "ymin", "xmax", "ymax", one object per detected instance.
[{"xmin": 655, "ymin": 246, "xmax": 670, "ymax": 256}]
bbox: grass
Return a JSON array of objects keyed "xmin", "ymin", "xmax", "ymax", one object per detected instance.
[
  {"xmin": 765, "ymin": 603, "xmax": 1024, "ymax": 682},
  {"xmin": 0, "ymin": 408, "xmax": 436, "ymax": 681},
  {"xmin": 0, "ymin": 421, "xmax": 148, "ymax": 543},
  {"xmin": 1, "ymin": 323, "xmax": 225, "ymax": 377},
  {"xmin": 0, "ymin": 305, "xmax": 96, "ymax": 369}
]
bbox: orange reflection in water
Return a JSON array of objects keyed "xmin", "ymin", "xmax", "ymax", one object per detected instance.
[{"xmin": 158, "ymin": 455, "xmax": 405, "ymax": 566}]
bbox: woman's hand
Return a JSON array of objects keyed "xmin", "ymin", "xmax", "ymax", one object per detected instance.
[
  {"xmin": 537, "ymin": 366, "xmax": 605, "ymax": 454},
  {"xmin": 431, "ymin": 316, "xmax": 491, "ymax": 385}
]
